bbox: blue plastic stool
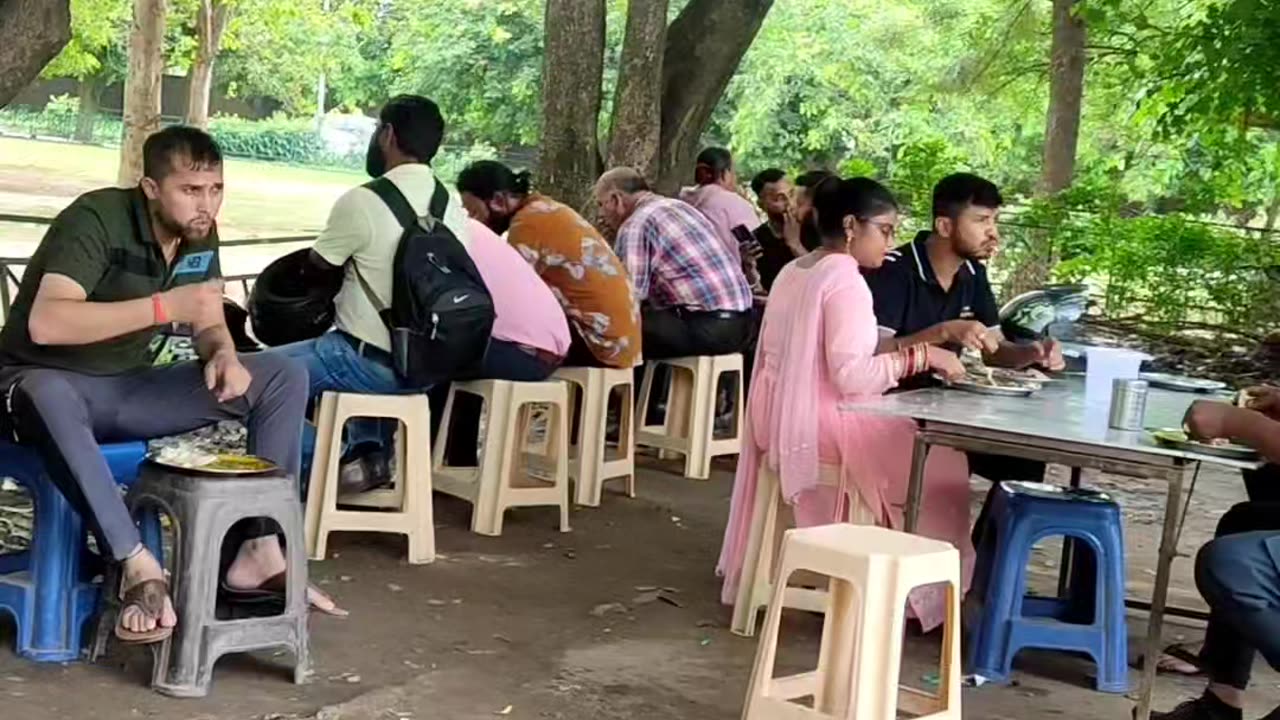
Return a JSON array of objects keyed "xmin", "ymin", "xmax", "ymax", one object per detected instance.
[
  {"xmin": 0, "ymin": 441, "xmax": 154, "ymax": 662},
  {"xmin": 968, "ymin": 481, "xmax": 1129, "ymax": 693}
]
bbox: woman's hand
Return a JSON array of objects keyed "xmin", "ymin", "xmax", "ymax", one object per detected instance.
[{"xmin": 927, "ymin": 346, "xmax": 966, "ymax": 382}]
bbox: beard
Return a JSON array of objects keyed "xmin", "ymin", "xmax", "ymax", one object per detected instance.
[
  {"xmin": 366, "ymin": 134, "xmax": 387, "ymax": 178},
  {"xmin": 960, "ymin": 242, "xmax": 997, "ymax": 262},
  {"xmin": 487, "ymin": 212, "xmax": 513, "ymax": 235},
  {"xmin": 155, "ymin": 207, "xmax": 213, "ymax": 242}
]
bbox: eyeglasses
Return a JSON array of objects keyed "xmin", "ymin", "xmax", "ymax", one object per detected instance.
[{"xmin": 858, "ymin": 217, "xmax": 898, "ymax": 241}]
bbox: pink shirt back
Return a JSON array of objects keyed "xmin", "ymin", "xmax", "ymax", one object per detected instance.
[
  {"xmin": 465, "ymin": 219, "xmax": 570, "ymax": 356},
  {"xmin": 679, "ymin": 184, "xmax": 760, "ymax": 263}
]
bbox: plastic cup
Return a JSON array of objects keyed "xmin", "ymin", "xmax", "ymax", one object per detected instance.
[{"xmin": 1085, "ymin": 347, "xmax": 1150, "ymax": 406}]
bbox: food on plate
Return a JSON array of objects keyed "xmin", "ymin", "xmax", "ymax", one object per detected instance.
[
  {"xmin": 154, "ymin": 445, "xmax": 217, "ymax": 469},
  {"xmin": 1149, "ymin": 427, "xmax": 1254, "ymax": 454},
  {"xmin": 204, "ymin": 455, "xmax": 276, "ymax": 472},
  {"xmin": 153, "ymin": 447, "xmax": 275, "ymax": 473}
]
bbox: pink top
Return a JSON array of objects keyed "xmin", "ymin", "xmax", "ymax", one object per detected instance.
[
  {"xmin": 466, "ymin": 219, "xmax": 570, "ymax": 356},
  {"xmin": 679, "ymin": 184, "xmax": 759, "ymax": 263},
  {"xmin": 716, "ymin": 253, "xmax": 974, "ymax": 632}
]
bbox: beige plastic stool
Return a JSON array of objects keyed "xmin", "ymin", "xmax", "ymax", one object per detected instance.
[
  {"xmin": 731, "ymin": 461, "xmax": 880, "ymax": 637},
  {"xmin": 553, "ymin": 366, "xmax": 636, "ymax": 507},
  {"xmin": 635, "ymin": 353, "xmax": 744, "ymax": 479},
  {"xmin": 433, "ymin": 379, "xmax": 571, "ymax": 536},
  {"xmin": 742, "ymin": 524, "xmax": 962, "ymax": 720},
  {"xmin": 304, "ymin": 392, "xmax": 435, "ymax": 564}
]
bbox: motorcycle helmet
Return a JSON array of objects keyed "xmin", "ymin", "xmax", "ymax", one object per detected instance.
[
  {"xmin": 248, "ymin": 249, "xmax": 343, "ymax": 346},
  {"xmin": 999, "ymin": 284, "xmax": 1089, "ymax": 343}
]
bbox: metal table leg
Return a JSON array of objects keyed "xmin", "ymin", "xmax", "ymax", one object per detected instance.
[
  {"xmin": 1057, "ymin": 466, "xmax": 1085, "ymax": 597},
  {"xmin": 1134, "ymin": 471, "xmax": 1186, "ymax": 720},
  {"xmin": 905, "ymin": 433, "xmax": 929, "ymax": 533}
]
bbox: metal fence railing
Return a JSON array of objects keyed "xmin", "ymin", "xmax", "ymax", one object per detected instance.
[{"xmin": 1, "ymin": 212, "xmax": 310, "ymax": 325}]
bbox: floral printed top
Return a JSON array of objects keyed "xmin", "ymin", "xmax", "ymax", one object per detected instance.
[{"xmin": 507, "ymin": 194, "xmax": 642, "ymax": 368}]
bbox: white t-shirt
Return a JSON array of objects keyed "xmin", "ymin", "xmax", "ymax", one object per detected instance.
[{"xmin": 313, "ymin": 163, "xmax": 472, "ymax": 352}]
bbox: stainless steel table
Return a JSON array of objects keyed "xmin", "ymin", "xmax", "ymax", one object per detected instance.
[{"xmin": 841, "ymin": 379, "xmax": 1261, "ymax": 720}]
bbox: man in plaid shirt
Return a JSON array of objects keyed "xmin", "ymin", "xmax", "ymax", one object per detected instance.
[{"xmin": 594, "ymin": 167, "xmax": 754, "ymax": 360}]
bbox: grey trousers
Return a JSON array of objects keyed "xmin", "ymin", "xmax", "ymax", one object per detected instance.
[{"xmin": 0, "ymin": 353, "xmax": 308, "ymax": 561}]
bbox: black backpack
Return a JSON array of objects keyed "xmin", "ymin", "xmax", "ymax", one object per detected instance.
[{"xmin": 355, "ymin": 176, "xmax": 495, "ymax": 386}]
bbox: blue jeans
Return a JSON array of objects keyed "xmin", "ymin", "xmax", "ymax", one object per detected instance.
[{"xmin": 270, "ymin": 331, "xmax": 425, "ymax": 480}]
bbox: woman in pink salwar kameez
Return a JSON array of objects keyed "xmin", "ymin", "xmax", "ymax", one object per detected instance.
[{"xmin": 717, "ymin": 177, "xmax": 975, "ymax": 632}]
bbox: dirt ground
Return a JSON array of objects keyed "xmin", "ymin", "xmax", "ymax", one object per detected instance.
[{"xmin": 0, "ymin": 452, "xmax": 1276, "ymax": 720}]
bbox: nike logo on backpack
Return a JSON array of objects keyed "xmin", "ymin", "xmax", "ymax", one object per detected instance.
[{"xmin": 452, "ymin": 294, "xmax": 470, "ymax": 304}]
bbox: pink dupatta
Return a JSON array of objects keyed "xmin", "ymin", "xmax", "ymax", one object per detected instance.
[{"xmin": 716, "ymin": 254, "xmax": 969, "ymax": 631}]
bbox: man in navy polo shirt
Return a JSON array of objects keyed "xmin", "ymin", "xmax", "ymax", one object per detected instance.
[
  {"xmin": 864, "ymin": 172, "xmax": 1064, "ymax": 371},
  {"xmin": 863, "ymin": 173, "xmax": 1065, "ymax": 493}
]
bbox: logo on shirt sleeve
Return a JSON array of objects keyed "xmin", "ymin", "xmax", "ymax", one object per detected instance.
[{"xmin": 174, "ymin": 250, "xmax": 215, "ymax": 276}]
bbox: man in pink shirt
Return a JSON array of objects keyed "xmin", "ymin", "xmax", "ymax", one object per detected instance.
[
  {"xmin": 432, "ymin": 218, "xmax": 570, "ymax": 465},
  {"xmin": 465, "ymin": 217, "xmax": 570, "ymax": 374}
]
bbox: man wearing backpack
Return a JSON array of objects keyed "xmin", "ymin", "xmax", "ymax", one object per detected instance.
[
  {"xmin": 276, "ymin": 95, "xmax": 569, "ymax": 484},
  {"xmin": 274, "ymin": 96, "xmax": 474, "ymax": 484}
]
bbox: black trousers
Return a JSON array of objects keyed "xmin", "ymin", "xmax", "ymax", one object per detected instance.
[
  {"xmin": 969, "ymin": 453, "xmax": 1048, "ymax": 547},
  {"xmin": 1197, "ymin": 464, "xmax": 1280, "ymax": 689},
  {"xmin": 640, "ymin": 305, "xmax": 753, "ymax": 360},
  {"xmin": 635, "ymin": 306, "xmax": 754, "ymax": 423}
]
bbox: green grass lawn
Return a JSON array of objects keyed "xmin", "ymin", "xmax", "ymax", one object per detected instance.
[{"xmin": 0, "ymin": 136, "xmax": 364, "ymax": 238}]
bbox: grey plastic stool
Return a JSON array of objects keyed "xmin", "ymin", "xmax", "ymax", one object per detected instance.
[{"xmin": 93, "ymin": 462, "xmax": 310, "ymax": 698}]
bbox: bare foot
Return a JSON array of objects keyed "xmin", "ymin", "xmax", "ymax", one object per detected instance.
[
  {"xmin": 120, "ymin": 547, "xmax": 177, "ymax": 635},
  {"xmin": 224, "ymin": 536, "xmax": 348, "ymax": 616}
]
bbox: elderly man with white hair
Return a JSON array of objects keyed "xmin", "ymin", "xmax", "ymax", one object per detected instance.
[{"xmin": 593, "ymin": 167, "xmax": 754, "ymax": 360}]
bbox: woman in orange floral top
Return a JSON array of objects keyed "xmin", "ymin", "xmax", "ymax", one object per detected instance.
[{"xmin": 457, "ymin": 160, "xmax": 642, "ymax": 368}]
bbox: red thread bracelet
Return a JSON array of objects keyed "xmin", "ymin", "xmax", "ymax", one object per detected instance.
[{"xmin": 151, "ymin": 293, "xmax": 168, "ymax": 325}]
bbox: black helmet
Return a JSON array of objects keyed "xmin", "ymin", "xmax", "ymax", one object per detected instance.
[
  {"xmin": 222, "ymin": 298, "xmax": 260, "ymax": 353},
  {"xmin": 248, "ymin": 249, "xmax": 343, "ymax": 347}
]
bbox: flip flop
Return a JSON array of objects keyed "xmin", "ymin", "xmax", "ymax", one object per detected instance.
[
  {"xmin": 1131, "ymin": 643, "xmax": 1204, "ymax": 676},
  {"xmin": 221, "ymin": 572, "xmax": 347, "ymax": 616},
  {"xmin": 114, "ymin": 577, "xmax": 174, "ymax": 645}
]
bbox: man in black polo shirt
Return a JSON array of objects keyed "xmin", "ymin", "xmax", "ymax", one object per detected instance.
[
  {"xmin": 863, "ymin": 173, "xmax": 1064, "ymax": 490},
  {"xmin": 865, "ymin": 173, "xmax": 1063, "ymax": 370},
  {"xmin": 0, "ymin": 127, "xmax": 331, "ymax": 643}
]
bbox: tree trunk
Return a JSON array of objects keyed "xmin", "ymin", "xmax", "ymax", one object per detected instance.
[
  {"xmin": 185, "ymin": 0, "xmax": 231, "ymax": 129},
  {"xmin": 1264, "ymin": 192, "xmax": 1280, "ymax": 232},
  {"xmin": 656, "ymin": 0, "xmax": 774, "ymax": 193},
  {"xmin": 0, "ymin": 0, "xmax": 72, "ymax": 109},
  {"xmin": 118, "ymin": 0, "xmax": 167, "ymax": 187},
  {"xmin": 538, "ymin": 0, "xmax": 606, "ymax": 212},
  {"xmin": 1041, "ymin": 0, "xmax": 1086, "ymax": 195},
  {"xmin": 74, "ymin": 76, "xmax": 100, "ymax": 142},
  {"xmin": 606, "ymin": 0, "xmax": 668, "ymax": 181}
]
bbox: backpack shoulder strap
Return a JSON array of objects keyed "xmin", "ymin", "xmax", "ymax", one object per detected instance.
[
  {"xmin": 429, "ymin": 178, "xmax": 449, "ymax": 220},
  {"xmin": 363, "ymin": 177, "xmax": 419, "ymax": 230}
]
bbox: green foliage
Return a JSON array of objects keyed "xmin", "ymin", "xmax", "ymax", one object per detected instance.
[
  {"xmin": 206, "ymin": 114, "xmax": 341, "ymax": 165},
  {"xmin": 351, "ymin": 0, "xmax": 544, "ymax": 147},
  {"xmin": 1137, "ymin": 0, "xmax": 1280, "ymax": 133},
  {"xmin": 1049, "ymin": 212, "xmax": 1279, "ymax": 332},
  {"xmin": 0, "ymin": 105, "xmax": 124, "ymax": 145},
  {"xmin": 42, "ymin": 0, "xmax": 131, "ymax": 82}
]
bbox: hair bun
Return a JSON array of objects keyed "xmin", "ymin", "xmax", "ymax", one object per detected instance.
[
  {"xmin": 694, "ymin": 163, "xmax": 717, "ymax": 186},
  {"xmin": 513, "ymin": 170, "xmax": 532, "ymax": 195}
]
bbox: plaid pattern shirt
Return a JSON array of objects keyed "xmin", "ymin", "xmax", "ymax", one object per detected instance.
[{"xmin": 613, "ymin": 194, "xmax": 752, "ymax": 312}]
